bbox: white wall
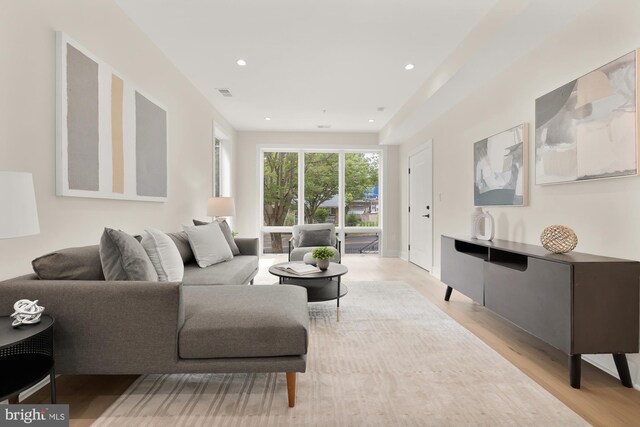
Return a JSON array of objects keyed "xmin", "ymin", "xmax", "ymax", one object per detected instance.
[
  {"xmin": 398, "ymin": 0, "xmax": 640, "ymax": 388},
  {"xmin": 234, "ymin": 131, "xmax": 401, "ymax": 256},
  {"xmin": 0, "ymin": 0, "xmax": 235, "ymax": 280}
]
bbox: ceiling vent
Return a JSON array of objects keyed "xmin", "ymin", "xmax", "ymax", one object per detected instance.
[
  {"xmin": 217, "ymin": 88, "xmax": 232, "ymax": 97},
  {"xmin": 317, "ymin": 124, "xmax": 331, "ymax": 129}
]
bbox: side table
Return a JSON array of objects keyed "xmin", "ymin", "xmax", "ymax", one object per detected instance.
[{"xmin": 0, "ymin": 315, "xmax": 56, "ymax": 403}]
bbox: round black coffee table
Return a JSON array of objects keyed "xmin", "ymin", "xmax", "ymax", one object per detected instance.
[
  {"xmin": 269, "ymin": 262, "xmax": 348, "ymax": 316},
  {"xmin": 0, "ymin": 315, "xmax": 56, "ymax": 404}
]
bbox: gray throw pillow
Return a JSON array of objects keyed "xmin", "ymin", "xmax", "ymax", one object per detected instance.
[
  {"xmin": 32, "ymin": 245, "xmax": 105, "ymax": 280},
  {"xmin": 183, "ymin": 222, "xmax": 234, "ymax": 267},
  {"xmin": 299, "ymin": 229, "xmax": 332, "ymax": 247},
  {"xmin": 167, "ymin": 231, "xmax": 195, "ymax": 264},
  {"xmin": 193, "ymin": 219, "xmax": 240, "ymax": 256},
  {"xmin": 99, "ymin": 228, "xmax": 158, "ymax": 281}
]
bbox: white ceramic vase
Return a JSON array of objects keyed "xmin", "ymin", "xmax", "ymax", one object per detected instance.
[{"xmin": 317, "ymin": 259, "xmax": 330, "ymax": 270}]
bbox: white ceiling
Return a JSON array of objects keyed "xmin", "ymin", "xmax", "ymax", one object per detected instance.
[
  {"xmin": 115, "ymin": 0, "xmax": 498, "ymax": 132},
  {"xmin": 379, "ymin": 0, "xmax": 601, "ymax": 144}
]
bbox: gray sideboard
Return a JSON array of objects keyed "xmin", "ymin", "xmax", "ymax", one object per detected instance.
[{"xmin": 441, "ymin": 235, "xmax": 640, "ymax": 389}]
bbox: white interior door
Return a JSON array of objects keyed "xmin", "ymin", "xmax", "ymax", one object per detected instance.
[{"xmin": 409, "ymin": 141, "xmax": 433, "ymax": 271}]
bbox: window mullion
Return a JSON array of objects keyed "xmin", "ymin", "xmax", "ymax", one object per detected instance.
[
  {"xmin": 298, "ymin": 150, "xmax": 304, "ymax": 225},
  {"xmin": 339, "ymin": 151, "xmax": 345, "ymax": 251}
]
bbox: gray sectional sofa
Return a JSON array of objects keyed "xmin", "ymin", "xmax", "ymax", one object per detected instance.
[{"xmin": 0, "ymin": 232, "xmax": 309, "ymax": 407}]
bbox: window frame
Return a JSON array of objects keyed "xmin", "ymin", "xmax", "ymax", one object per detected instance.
[{"xmin": 213, "ymin": 138, "xmax": 221, "ymax": 197}]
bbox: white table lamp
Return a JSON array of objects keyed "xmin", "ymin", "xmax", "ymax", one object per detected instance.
[
  {"xmin": 207, "ymin": 197, "xmax": 235, "ymax": 218},
  {"xmin": 0, "ymin": 171, "xmax": 40, "ymax": 239}
]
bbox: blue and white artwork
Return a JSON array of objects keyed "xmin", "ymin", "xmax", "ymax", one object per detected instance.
[{"xmin": 474, "ymin": 123, "xmax": 528, "ymax": 206}]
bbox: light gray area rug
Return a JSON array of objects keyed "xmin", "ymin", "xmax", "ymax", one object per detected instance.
[{"xmin": 94, "ymin": 282, "xmax": 587, "ymax": 426}]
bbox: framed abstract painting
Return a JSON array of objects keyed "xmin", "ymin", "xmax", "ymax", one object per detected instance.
[
  {"xmin": 474, "ymin": 123, "xmax": 528, "ymax": 207},
  {"xmin": 56, "ymin": 32, "xmax": 168, "ymax": 202},
  {"xmin": 535, "ymin": 51, "xmax": 638, "ymax": 185}
]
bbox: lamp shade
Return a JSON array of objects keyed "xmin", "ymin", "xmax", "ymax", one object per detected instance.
[
  {"xmin": 0, "ymin": 171, "xmax": 40, "ymax": 239},
  {"xmin": 207, "ymin": 197, "xmax": 236, "ymax": 217}
]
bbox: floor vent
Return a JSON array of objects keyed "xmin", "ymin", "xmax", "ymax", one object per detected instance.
[{"xmin": 217, "ymin": 88, "xmax": 232, "ymax": 97}]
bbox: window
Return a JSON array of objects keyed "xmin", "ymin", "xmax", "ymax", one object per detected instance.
[
  {"xmin": 213, "ymin": 139, "xmax": 221, "ymax": 197},
  {"xmin": 262, "ymin": 232, "xmax": 293, "ymax": 254},
  {"xmin": 345, "ymin": 232, "xmax": 380, "ymax": 254},
  {"xmin": 345, "ymin": 152, "xmax": 379, "ymax": 228},
  {"xmin": 304, "ymin": 152, "xmax": 339, "ymax": 225},
  {"xmin": 260, "ymin": 149, "xmax": 382, "ymax": 255},
  {"xmin": 263, "ymin": 152, "xmax": 298, "ymax": 253}
]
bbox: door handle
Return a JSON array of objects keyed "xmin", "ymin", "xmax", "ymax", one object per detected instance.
[{"xmin": 422, "ymin": 214, "xmax": 430, "ymax": 218}]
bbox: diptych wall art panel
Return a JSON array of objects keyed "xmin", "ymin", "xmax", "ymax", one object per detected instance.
[
  {"xmin": 535, "ymin": 51, "xmax": 638, "ymax": 185},
  {"xmin": 473, "ymin": 123, "xmax": 528, "ymax": 206},
  {"xmin": 56, "ymin": 32, "xmax": 167, "ymax": 201}
]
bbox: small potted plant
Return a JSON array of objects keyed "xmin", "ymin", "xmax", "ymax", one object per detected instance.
[{"xmin": 312, "ymin": 247, "xmax": 335, "ymax": 271}]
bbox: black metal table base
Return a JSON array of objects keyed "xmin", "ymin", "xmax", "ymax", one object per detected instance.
[{"xmin": 281, "ymin": 277, "xmax": 348, "ymax": 302}]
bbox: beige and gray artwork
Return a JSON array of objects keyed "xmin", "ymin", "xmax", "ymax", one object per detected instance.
[
  {"xmin": 535, "ymin": 51, "xmax": 637, "ymax": 184},
  {"xmin": 58, "ymin": 33, "xmax": 167, "ymax": 201}
]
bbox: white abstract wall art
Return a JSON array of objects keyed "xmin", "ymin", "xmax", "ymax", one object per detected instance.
[
  {"xmin": 535, "ymin": 50, "xmax": 638, "ymax": 185},
  {"xmin": 473, "ymin": 123, "xmax": 528, "ymax": 206},
  {"xmin": 56, "ymin": 32, "xmax": 168, "ymax": 202}
]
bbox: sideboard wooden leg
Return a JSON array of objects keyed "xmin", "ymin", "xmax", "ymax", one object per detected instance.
[
  {"xmin": 613, "ymin": 353, "xmax": 633, "ymax": 388},
  {"xmin": 286, "ymin": 372, "xmax": 297, "ymax": 408},
  {"xmin": 570, "ymin": 354, "xmax": 581, "ymax": 389},
  {"xmin": 444, "ymin": 286, "xmax": 453, "ymax": 301}
]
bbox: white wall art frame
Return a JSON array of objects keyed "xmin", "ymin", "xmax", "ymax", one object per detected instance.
[{"xmin": 56, "ymin": 32, "xmax": 168, "ymax": 202}]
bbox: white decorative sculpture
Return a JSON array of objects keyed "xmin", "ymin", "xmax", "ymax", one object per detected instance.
[
  {"xmin": 10, "ymin": 299, "xmax": 45, "ymax": 327},
  {"xmin": 472, "ymin": 210, "xmax": 495, "ymax": 241}
]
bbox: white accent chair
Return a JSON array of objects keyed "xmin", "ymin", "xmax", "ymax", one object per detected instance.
[{"xmin": 288, "ymin": 224, "xmax": 341, "ymax": 263}]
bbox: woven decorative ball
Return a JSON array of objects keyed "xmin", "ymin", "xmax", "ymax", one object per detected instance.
[{"xmin": 540, "ymin": 225, "xmax": 578, "ymax": 254}]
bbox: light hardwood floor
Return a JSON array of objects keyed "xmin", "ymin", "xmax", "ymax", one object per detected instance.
[{"xmin": 24, "ymin": 255, "xmax": 640, "ymax": 426}]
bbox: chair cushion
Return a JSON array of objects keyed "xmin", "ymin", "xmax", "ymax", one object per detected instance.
[
  {"xmin": 299, "ymin": 229, "xmax": 332, "ymax": 247},
  {"xmin": 290, "ymin": 246, "xmax": 340, "ymax": 263},
  {"xmin": 292, "ymin": 223, "xmax": 336, "ymax": 247},
  {"xmin": 179, "ymin": 285, "xmax": 309, "ymax": 359},
  {"xmin": 182, "ymin": 255, "xmax": 258, "ymax": 286}
]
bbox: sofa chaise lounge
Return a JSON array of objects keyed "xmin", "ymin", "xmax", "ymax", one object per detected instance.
[{"xmin": 0, "ymin": 233, "xmax": 309, "ymax": 407}]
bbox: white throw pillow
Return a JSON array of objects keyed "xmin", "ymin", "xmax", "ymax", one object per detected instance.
[
  {"xmin": 141, "ymin": 228, "xmax": 185, "ymax": 281},
  {"xmin": 183, "ymin": 222, "xmax": 234, "ymax": 268}
]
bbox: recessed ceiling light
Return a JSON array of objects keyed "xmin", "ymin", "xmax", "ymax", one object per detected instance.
[
  {"xmin": 404, "ymin": 63, "xmax": 415, "ymax": 70},
  {"xmin": 265, "ymin": 117, "xmax": 271, "ymax": 121},
  {"xmin": 236, "ymin": 59, "xmax": 247, "ymax": 66},
  {"xmin": 368, "ymin": 119, "xmax": 375, "ymax": 123}
]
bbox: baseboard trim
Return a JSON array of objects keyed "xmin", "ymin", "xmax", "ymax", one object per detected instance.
[
  {"xmin": 382, "ymin": 250, "xmax": 401, "ymax": 258},
  {"xmin": 583, "ymin": 355, "xmax": 640, "ymax": 391}
]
